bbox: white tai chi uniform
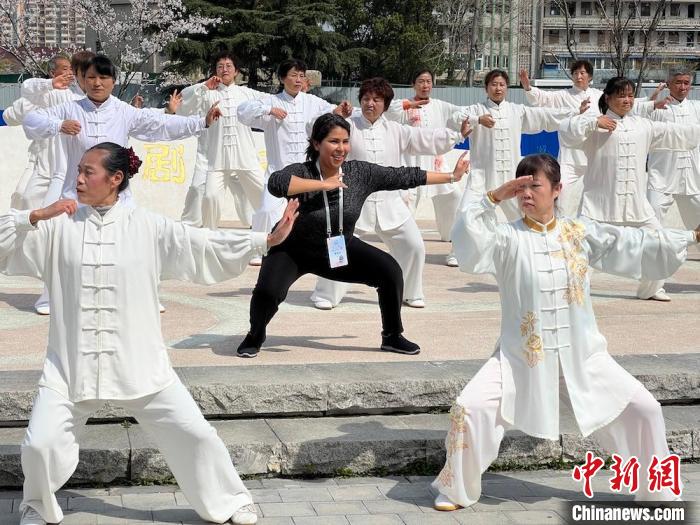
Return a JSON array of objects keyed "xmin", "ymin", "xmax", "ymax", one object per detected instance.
[
  {"xmin": 311, "ymin": 113, "xmax": 463, "ymax": 306},
  {"xmin": 180, "ymin": 133, "xmax": 254, "ymax": 228},
  {"xmin": 22, "ymin": 95, "xmax": 206, "ymax": 204},
  {"xmin": 385, "ymin": 98, "xmax": 467, "ymax": 241},
  {"xmin": 238, "ymin": 91, "xmax": 335, "ymax": 232},
  {"xmin": 462, "ymin": 100, "xmax": 575, "ymax": 222},
  {"xmin": 433, "ymin": 193, "xmax": 694, "ymax": 507},
  {"xmin": 0, "ymin": 204, "xmax": 268, "ymax": 524},
  {"xmin": 524, "ymin": 86, "xmax": 602, "ymax": 217},
  {"xmin": 646, "ymin": 97, "xmax": 700, "ymax": 229},
  {"xmin": 178, "ymin": 82, "xmax": 267, "ymax": 230},
  {"xmin": 4, "ymin": 79, "xmax": 84, "ymax": 210},
  {"xmin": 560, "ymin": 111, "xmax": 700, "ymax": 298}
]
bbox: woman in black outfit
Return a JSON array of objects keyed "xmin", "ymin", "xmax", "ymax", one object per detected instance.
[{"xmin": 237, "ymin": 113, "xmax": 469, "ymax": 358}]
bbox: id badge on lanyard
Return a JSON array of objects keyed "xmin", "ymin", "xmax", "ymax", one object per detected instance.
[{"xmin": 319, "ymin": 164, "xmax": 348, "ymax": 268}]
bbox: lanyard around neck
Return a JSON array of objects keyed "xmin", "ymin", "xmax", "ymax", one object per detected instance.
[{"xmin": 316, "ymin": 161, "xmax": 343, "ymax": 237}]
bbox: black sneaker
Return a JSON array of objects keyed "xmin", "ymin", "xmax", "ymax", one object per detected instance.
[
  {"xmin": 380, "ymin": 334, "xmax": 421, "ymax": 355},
  {"xmin": 236, "ymin": 334, "xmax": 260, "ymax": 358}
]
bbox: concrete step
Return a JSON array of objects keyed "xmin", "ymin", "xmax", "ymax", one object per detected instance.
[
  {"xmin": 1, "ymin": 405, "xmax": 698, "ymax": 488},
  {"xmin": 1, "ymin": 354, "xmax": 699, "ymax": 423}
]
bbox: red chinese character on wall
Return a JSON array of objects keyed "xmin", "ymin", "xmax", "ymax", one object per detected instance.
[
  {"xmin": 609, "ymin": 454, "xmax": 640, "ymax": 493},
  {"xmin": 648, "ymin": 454, "xmax": 682, "ymax": 497},
  {"xmin": 572, "ymin": 451, "xmax": 605, "ymax": 498}
]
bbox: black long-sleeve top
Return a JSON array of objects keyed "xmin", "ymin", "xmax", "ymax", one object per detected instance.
[{"xmin": 268, "ymin": 160, "xmax": 427, "ymax": 260}]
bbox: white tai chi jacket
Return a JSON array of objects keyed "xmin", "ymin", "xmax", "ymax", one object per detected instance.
[
  {"xmin": 461, "ymin": 100, "xmax": 574, "ymax": 193},
  {"xmin": 647, "ymin": 98, "xmax": 700, "ymax": 196},
  {"xmin": 0, "ymin": 204, "xmax": 268, "ymax": 402},
  {"xmin": 178, "ymin": 82, "xmax": 268, "ymax": 172},
  {"xmin": 22, "ymin": 95, "xmax": 206, "ymax": 201},
  {"xmin": 385, "ymin": 98, "xmax": 467, "ymax": 197},
  {"xmin": 560, "ymin": 111, "xmax": 700, "ymax": 223},
  {"xmin": 524, "ymin": 86, "xmax": 602, "ymax": 167},
  {"xmin": 237, "ymin": 91, "xmax": 335, "ymax": 177},
  {"xmin": 452, "ymin": 192, "xmax": 695, "ymax": 439},
  {"xmin": 347, "ymin": 113, "xmax": 462, "ymax": 232}
]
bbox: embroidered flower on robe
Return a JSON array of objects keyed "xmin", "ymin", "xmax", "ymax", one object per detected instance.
[
  {"xmin": 520, "ymin": 311, "xmax": 544, "ymax": 367},
  {"xmin": 558, "ymin": 220, "xmax": 588, "ymax": 306},
  {"xmin": 436, "ymin": 403, "xmax": 470, "ymax": 488}
]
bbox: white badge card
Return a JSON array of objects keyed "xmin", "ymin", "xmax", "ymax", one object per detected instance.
[{"xmin": 327, "ymin": 235, "xmax": 348, "ymax": 268}]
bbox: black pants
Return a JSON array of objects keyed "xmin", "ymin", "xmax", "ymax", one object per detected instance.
[{"xmin": 247, "ymin": 237, "xmax": 404, "ymax": 346}]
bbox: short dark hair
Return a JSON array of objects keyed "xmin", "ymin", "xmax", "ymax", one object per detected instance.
[
  {"xmin": 278, "ymin": 58, "xmax": 307, "ymax": 80},
  {"xmin": 86, "ymin": 55, "xmax": 117, "ymax": 81},
  {"xmin": 599, "ymin": 77, "xmax": 635, "ymax": 114},
  {"xmin": 411, "ymin": 68, "xmax": 434, "ymax": 84},
  {"xmin": 306, "ymin": 113, "xmax": 351, "ymax": 163},
  {"xmin": 570, "ymin": 60, "xmax": 594, "ymax": 76},
  {"xmin": 484, "ymin": 69, "xmax": 509, "ymax": 86},
  {"xmin": 86, "ymin": 142, "xmax": 136, "ymax": 192},
  {"xmin": 71, "ymin": 50, "xmax": 96, "ymax": 75},
  {"xmin": 211, "ymin": 50, "xmax": 239, "ymax": 72},
  {"xmin": 358, "ymin": 77, "xmax": 394, "ymax": 109},
  {"xmin": 515, "ymin": 153, "xmax": 561, "ymax": 187}
]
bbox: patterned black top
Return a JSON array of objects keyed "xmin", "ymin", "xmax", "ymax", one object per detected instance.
[{"xmin": 268, "ymin": 160, "xmax": 427, "ymax": 259}]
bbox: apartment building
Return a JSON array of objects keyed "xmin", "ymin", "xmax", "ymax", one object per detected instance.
[{"xmin": 0, "ymin": 0, "xmax": 86, "ymax": 48}]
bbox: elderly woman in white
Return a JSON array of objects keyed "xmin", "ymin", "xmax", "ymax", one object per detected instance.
[
  {"xmin": 1, "ymin": 143, "xmax": 299, "ymax": 525},
  {"xmin": 432, "ymin": 153, "xmax": 699, "ymax": 512}
]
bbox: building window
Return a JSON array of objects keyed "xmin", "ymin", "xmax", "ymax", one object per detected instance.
[
  {"xmin": 658, "ymin": 33, "xmax": 665, "ymax": 46},
  {"xmin": 597, "ymin": 30, "xmax": 608, "ymax": 45},
  {"xmin": 641, "ymin": 3, "xmax": 651, "ymax": 16},
  {"xmin": 548, "ymin": 29, "xmax": 560, "ymax": 44},
  {"xmin": 669, "ymin": 31, "xmax": 679, "ymax": 44},
  {"xmin": 628, "ymin": 31, "xmax": 635, "ymax": 46},
  {"xmin": 580, "ymin": 30, "xmax": 590, "ymax": 43},
  {"xmin": 549, "ymin": 2, "xmax": 561, "ymax": 16},
  {"xmin": 581, "ymin": 1, "xmax": 593, "ymax": 15},
  {"xmin": 566, "ymin": 1, "xmax": 577, "ymax": 17},
  {"xmin": 689, "ymin": 4, "xmax": 695, "ymax": 18},
  {"xmin": 687, "ymin": 32, "xmax": 695, "ymax": 46},
  {"xmin": 670, "ymin": 3, "xmax": 680, "ymax": 16}
]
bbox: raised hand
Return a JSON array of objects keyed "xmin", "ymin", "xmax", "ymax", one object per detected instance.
[
  {"xmin": 478, "ymin": 114, "xmax": 496, "ymax": 128},
  {"xmin": 269, "ymin": 107, "xmax": 288, "ymax": 120},
  {"xmin": 205, "ymin": 101, "xmax": 222, "ymax": 127},
  {"xmin": 405, "ymin": 98, "xmax": 429, "ymax": 110},
  {"xmin": 579, "ymin": 97, "xmax": 591, "ymax": 114},
  {"xmin": 204, "ymin": 76, "xmax": 221, "ymax": 90},
  {"xmin": 649, "ymin": 82, "xmax": 667, "ymax": 102},
  {"xmin": 491, "ymin": 176, "xmax": 534, "ymax": 202},
  {"xmin": 166, "ymin": 89, "xmax": 183, "ymax": 114},
  {"xmin": 130, "ymin": 94, "xmax": 144, "ymax": 108},
  {"xmin": 267, "ymin": 199, "xmax": 300, "ymax": 247},
  {"xmin": 654, "ymin": 96, "xmax": 673, "ymax": 110},
  {"xmin": 451, "ymin": 152, "xmax": 470, "ymax": 182},
  {"xmin": 334, "ymin": 100, "xmax": 353, "ymax": 118},
  {"xmin": 30, "ymin": 199, "xmax": 78, "ymax": 225},
  {"xmin": 596, "ymin": 115, "xmax": 617, "ymax": 132},
  {"xmin": 519, "ymin": 68, "xmax": 531, "ymax": 91},
  {"xmin": 52, "ymin": 72, "xmax": 74, "ymax": 90},
  {"xmin": 460, "ymin": 118, "xmax": 473, "ymax": 138},
  {"xmin": 60, "ymin": 120, "xmax": 81, "ymax": 135}
]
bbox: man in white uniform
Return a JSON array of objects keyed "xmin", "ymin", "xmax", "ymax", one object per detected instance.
[
  {"xmin": 237, "ymin": 58, "xmax": 353, "ymax": 233},
  {"xmin": 177, "ymin": 51, "xmax": 268, "ymax": 235},
  {"xmin": 647, "ymin": 68, "xmax": 700, "ymax": 229}
]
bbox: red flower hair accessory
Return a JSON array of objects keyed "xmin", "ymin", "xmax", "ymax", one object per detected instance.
[{"xmin": 126, "ymin": 147, "xmax": 142, "ymax": 178}]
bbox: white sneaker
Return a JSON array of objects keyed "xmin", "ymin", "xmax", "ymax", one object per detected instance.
[
  {"xmin": 433, "ymin": 493, "xmax": 461, "ymax": 512},
  {"xmin": 230, "ymin": 503, "xmax": 258, "ymax": 524},
  {"xmin": 445, "ymin": 254, "xmax": 459, "ymax": 267},
  {"xmin": 249, "ymin": 256, "xmax": 263, "ymax": 266},
  {"xmin": 403, "ymin": 298, "xmax": 425, "ymax": 308},
  {"xmin": 313, "ymin": 299, "xmax": 334, "ymax": 310},
  {"xmin": 34, "ymin": 304, "xmax": 50, "ymax": 316},
  {"xmin": 647, "ymin": 289, "xmax": 671, "ymax": 302},
  {"xmin": 20, "ymin": 506, "xmax": 46, "ymax": 525},
  {"xmin": 158, "ymin": 302, "xmax": 166, "ymax": 313}
]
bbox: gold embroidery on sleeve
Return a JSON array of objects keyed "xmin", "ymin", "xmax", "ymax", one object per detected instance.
[{"xmin": 521, "ymin": 311, "xmax": 544, "ymax": 367}]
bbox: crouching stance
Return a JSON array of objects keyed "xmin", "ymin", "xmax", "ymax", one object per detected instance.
[
  {"xmin": 1, "ymin": 143, "xmax": 298, "ymax": 525},
  {"xmin": 433, "ymin": 154, "xmax": 699, "ymax": 510}
]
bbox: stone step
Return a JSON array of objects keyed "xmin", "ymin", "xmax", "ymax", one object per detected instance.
[
  {"xmin": 1, "ymin": 354, "xmax": 699, "ymax": 423},
  {"xmin": 1, "ymin": 405, "xmax": 698, "ymax": 488}
]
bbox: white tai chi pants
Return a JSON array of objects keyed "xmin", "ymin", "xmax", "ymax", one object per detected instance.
[
  {"xmin": 311, "ymin": 218, "xmax": 426, "ymax": 306},
  {"xmin": 432, "ymin": 356, "xmax": 679, "ymax": 507},
  {"xmin": 202, "ymin": 169, "xmax": 264, "ymax": 231},
  {"xmin": 11, "ymin": 162, "xmax": 51, "ymax": 211},
  {"xmin": 648, "ymin": 189, "xmax": 700, "ymax": 230},
  {"xmin": 558, "ymin": 162, "xmax": 586, "ymax": 218},
  {"xmin": 253, "ymin": 184, "xmax": 287, "ymax": 234},
  {"xmin": 408, "ymin": 186, "xmax": 463, "ymax": 242},
  {"xmin": 20, "ymin": 380, "xmax": 252, "ymax": 524},
  {"xmin": 181, "ymin": 166, "xmax": 254, "ymax": 228},
  {"xmin": 590, "ymin": 215, "xmax": 665, "ymax": 299}
]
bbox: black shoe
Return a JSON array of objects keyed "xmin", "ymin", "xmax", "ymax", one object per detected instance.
[
  {"xmin": 381, "ymin": 334, "xmax": 420, "ymax": 355},
  {"xmin": 236, "ymin": 334, "xmax": 260, "ymax": 358}
]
